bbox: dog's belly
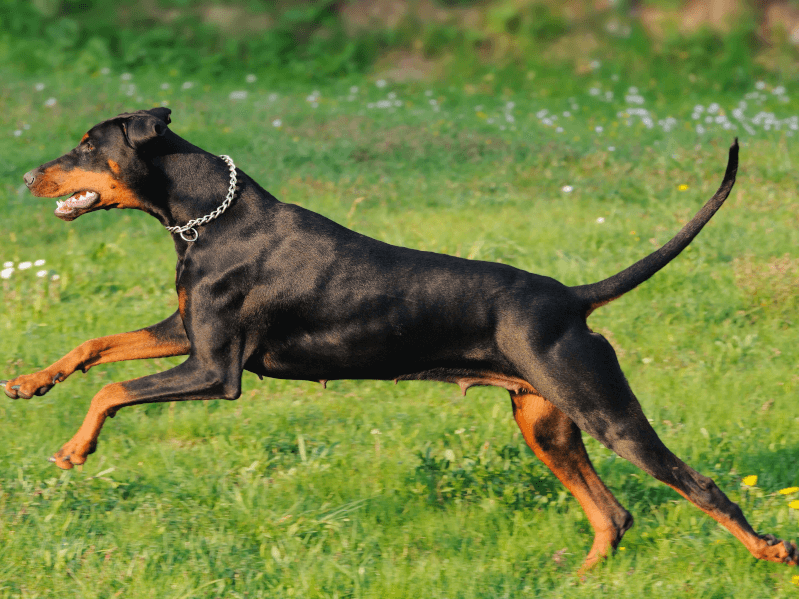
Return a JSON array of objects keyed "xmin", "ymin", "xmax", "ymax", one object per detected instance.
[{"xmin": 243, "ymin": 338, "xmax": 536, "ymax": 396}]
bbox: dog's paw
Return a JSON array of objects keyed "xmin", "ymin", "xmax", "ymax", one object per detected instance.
[
  {"xmin": 50, "ymin": 436, "xmax": 97, "ymax": 470},
  {"xmin": 2, "ymin": 371, "xmax": 61, "ymax": 399},
  {"xmin": 758, "ymin": 534, "xmax": 799, "ymax": 566}
]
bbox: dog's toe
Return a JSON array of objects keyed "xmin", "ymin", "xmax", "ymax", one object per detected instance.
[{"xmin": 1, "ymin": 381, "xmax": 17, "ymax": 399}]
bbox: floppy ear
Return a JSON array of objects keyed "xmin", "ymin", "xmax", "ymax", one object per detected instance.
[{"xmin": 123, "ymin": 109, "xmax": 171, "ymax": 148}]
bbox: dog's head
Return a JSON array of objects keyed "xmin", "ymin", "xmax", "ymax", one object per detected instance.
[{"xmin": 23, "ymin": 108, "xmax": 172, "ymax": 221}]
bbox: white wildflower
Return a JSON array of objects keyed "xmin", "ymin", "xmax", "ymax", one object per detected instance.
[
  {"xmin": 444, "ymin": 449, "xmax": 456, "ymax": 462},
  {"xmin": 229, "ymin": 91, "xmax": 247, "ymax": 101},
  {"xmin": 246, "ymin": 74, "xmax": 257, "ymax": 83},
  {"xmin": 34, "ymin": 259, "xmax": 45, "ymax": 266},
  {"xmin": 562, "ymin": 185, "xmax": 574, "ymax": 193},
  {"xmin": 36, "ymin": 270, "xmax": 47, "ymax": 278},
  {"xmin": 18, "ymin": 261, "xmax": 32, "ymax": 270},
  {"xmin": 272, "ymin": 119, "xmax": 282, "ymax": 128},
  {"xmin": 597, "ymin": 217, "xmax": 605, "ymax": 223},
  {"xmin": 44, "ymin": 98, "xmax": 56, "ymax": 107},
  {"xmin": 0, "ymin": 268, "xmax": 13, "ymax": 279}
]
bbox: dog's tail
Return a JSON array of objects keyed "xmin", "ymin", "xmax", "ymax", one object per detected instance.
[{"xmin": 572, "ymin": 138, "xmax": 738, "ymax": 315}]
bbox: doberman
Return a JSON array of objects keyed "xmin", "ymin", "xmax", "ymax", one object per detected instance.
[{"xmin": 4, "ymin": 108, "xmax": 797, "ymax": 570}]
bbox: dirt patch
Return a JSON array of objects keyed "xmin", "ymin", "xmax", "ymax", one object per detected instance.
[
  {"xmin": 117, "ymin": 0, "xmax": 273, "ymax": 36},
  {"xmin": 760, "ymin": 2, "xmax": 799, "ymax": 45},
  {"xmin": 681, "ymin": 0, "xmax": 743, "ymax": 33},
  {"xmin": 373, "ymin": 50, "xmax": 443, "ymax": 82}
]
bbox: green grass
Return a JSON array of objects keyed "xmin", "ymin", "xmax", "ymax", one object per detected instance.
[{"xmin": 1, "ymin": 62, "xmax": 798, "ymax": 598}]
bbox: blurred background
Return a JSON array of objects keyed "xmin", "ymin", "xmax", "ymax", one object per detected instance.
[{"xmin": 3, "ymin": 0, "xmax": 799, "ymax": 88}]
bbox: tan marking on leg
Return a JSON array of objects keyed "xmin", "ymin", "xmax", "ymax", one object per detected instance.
[
  {"xmin": 511, "ymin": 392, "xmax": 632, "ymax": 571},
  {"xmin": 666, "ymin": 483, "xmax": 799, "ymax": 565},
  {"xmin": 52, "ymin": 382, "xmax": 131, "ymax": 469},
  {"xmin": 3, "ymin": 329, "xmax": 189, "ymax": 399}
]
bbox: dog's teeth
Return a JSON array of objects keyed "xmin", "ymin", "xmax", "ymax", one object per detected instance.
[{"xmin": 56, "ymin": 200, "xmax": 63, "ymax": 207}]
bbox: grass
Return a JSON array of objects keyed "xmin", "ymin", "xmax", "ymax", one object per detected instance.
[{"xmin": 1, "ymin": 61, "xmax": 798, "ymax": 598}]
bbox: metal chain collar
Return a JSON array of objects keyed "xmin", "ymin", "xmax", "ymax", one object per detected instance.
[{"xmin": 166, "ymin": 155, "xmax": 237, "ymax": 242}]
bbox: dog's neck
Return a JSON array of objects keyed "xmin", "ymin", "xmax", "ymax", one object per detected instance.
[{"xmin": 145, "ymin": 133, "xmax": 246, "ymax": 237}]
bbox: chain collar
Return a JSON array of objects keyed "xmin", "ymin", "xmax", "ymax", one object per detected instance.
[{"xmin": 166, "ymin": 155, "xmax": 237, "ymax": 242}]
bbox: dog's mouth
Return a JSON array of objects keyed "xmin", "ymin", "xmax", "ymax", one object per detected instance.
[{"xmin": 54, "ymin": 191, "xmax": 100, "ymax": 220}]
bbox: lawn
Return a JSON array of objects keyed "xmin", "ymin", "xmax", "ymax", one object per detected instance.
[{"xmin": 1, "ymin": 63, "xmax": 798, "ymax": 597}]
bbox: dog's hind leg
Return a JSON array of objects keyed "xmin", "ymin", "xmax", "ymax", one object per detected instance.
[
  {"xmin": 511, "ymin": 392, "xmax": 633, "ymax": 571},
  {"xmin": 515, "ymin": 326, "xmax": 798, "ymax": 566}
]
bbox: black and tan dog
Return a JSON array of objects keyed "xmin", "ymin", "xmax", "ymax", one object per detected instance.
[{"xmin": 4, "ymin": 108, "xmax": 796, "ymax": 570}]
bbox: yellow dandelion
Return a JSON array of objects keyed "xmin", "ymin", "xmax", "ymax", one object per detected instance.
[
  {"xmin": 742, "ymin": 475, "xmax": 758, "ymax": 486},
  {"xmin": 792, "ymin": 574, "xmax": 799, "ymax": 586},
  {"xmin": 779, "ymin": 487, "xmax": 799, "ymax": 495},
  {"xmin": 476, "ymin": 111, "xmax": 487, "ymax": 119},
  {"xmin": 678, "ymin": 184, "xmax": 689, "ymax": 191},
  {"xmin": 789, "ymin": 500, "xmax": 799, "ymax": 510}
]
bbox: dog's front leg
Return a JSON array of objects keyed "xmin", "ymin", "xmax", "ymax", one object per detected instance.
[
  {"xmin": 2, "ymin": 311, "xmax": 189, "ymax": 399},
  {"xmin": 50, "ymin": 347, "xmax": 243, "ymax": 469}
]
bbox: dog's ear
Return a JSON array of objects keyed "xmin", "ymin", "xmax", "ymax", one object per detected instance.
[
  {"xmin": 123, "ymin": 109, "xmax": 171, "ymax": 148},
  {"xmin": 146, "ymin": 107, "xmax": 172, "ymax": 125}
]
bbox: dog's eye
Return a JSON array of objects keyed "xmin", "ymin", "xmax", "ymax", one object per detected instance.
[{"xmin": 85, "ymin": 142, "xmax": 94, "ymax": 151}]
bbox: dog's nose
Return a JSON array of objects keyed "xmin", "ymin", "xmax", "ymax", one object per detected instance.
[{"xmin": 23, "ymin": 170, "xmax": 37, "ymax": 187}]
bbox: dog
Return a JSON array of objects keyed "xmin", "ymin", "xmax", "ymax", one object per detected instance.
[{"xmin": 4, "ymin": 108, "xmax": 796, "ymax": 570}]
